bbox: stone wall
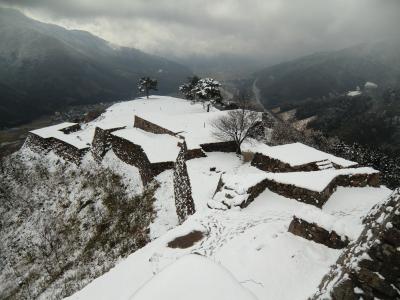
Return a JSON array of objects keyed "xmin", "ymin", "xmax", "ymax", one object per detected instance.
[
  {"xmin": 200, "ymin": 141, "xmax": 237, "ymax": 153},
  {"xmin": 151, "ymin": 161, "xmax": 175, "ymax": 177},
  {"xmin": 173, "ymin": 141, "xmax": 195, "ymax": 223},
  {"xmin": 91, "ymin": 127, "xmax": 125, "ymax": 162},
  {"xmin": 312, "ymin": 189, "xmax": 400, "ymax": 300},
  {"xmin": 59, "ymin": 124, "xmax": 81, "ymax": 134},
  {"xmin": 288, "ymin": 216, "xmax": 349, "ymax": 249},
  {"xmin": 185, "ymin": 148, "xmax": 206, "ymax": 160},
  {"xmin": 243, "ymin": 172, "xmax": 380, "ymax": 208},
  {"xmin": 251, "ymin": 152, "xmax": 320, "ymax": 172},
  {"xmin": 134, "ymin": 115, "xmax": 176, "ymax": 135},
  {"xmin": 24, "ymin": 133, "xmax": 52, "ymax": 154},
  {"xmin": 110, "ymin": 135, "xmax": 154, "ymax": 185},
  {"xmin": 25, "ymin": 133, "xmax": 89, "ymax": 165}
]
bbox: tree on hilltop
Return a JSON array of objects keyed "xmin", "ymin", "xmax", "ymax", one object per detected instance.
[
  {"xmin": 211, "ymin": 96, "xmax": 261, "ymax": 154},
  {"xmin": 138, "ymin": 77, "xmax": 158, "ymax": 99},
  {"xmin": 179, "ymin": 76, "xmax": 200, "ymax": 100},
  {"xmin": 179, "ymin": 77, "xmax": 222, "ymax": 112}
]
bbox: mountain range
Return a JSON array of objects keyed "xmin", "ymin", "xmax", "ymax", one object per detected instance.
[
  {"xmin": 0, "ymin": 8, "xmax": 191, "ymax": 128},
  {"xmin": 253, "ymin": 40, "xmax": 400, "ymax": 108}
]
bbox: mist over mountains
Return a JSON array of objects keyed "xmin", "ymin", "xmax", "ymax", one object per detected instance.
[
  {"xmin": 253, "ymin": 40, "xmax": 400, "ymax": 108},
  {"xmin": 0, "ymin": 7, "xmax": 191, "ymax": 128}
]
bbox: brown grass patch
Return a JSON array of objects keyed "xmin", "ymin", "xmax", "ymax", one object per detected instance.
[
  {"xmin": 242, "ymin": 151, "xmax": 255, "ymax": 163},
  {"xmin": 167, "ymin": 230, "xmax": 204, "ymax": 249}
]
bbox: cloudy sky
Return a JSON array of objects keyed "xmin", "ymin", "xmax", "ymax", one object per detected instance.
[{"xmin": 1, "ymin": 0, "xmax": 399, "ymax": 64}]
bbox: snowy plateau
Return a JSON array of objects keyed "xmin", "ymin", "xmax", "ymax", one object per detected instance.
[{"xmin": 1, "ymin": 96, "xmax": 399, "ymax": 300}]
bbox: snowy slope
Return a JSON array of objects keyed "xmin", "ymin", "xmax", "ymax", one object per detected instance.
[
  {"xmin": 130, "ymin": 255, "xmax": 257, "ymax": 300},
  {"xmin": 66, "ymin": 184, "xmax": 391, "ymax": 300},
  {"xmin": 57, "ymin": 96, "xmax": 393, "ymax": 300}
]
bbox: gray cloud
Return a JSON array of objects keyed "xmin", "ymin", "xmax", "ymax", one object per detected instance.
[{"xmin": 1, "ymin": 0, "xmax": 399, "ymax": 64}]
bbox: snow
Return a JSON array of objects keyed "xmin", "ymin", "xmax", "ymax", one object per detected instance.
[
  {"xmin": 100, "ymin": 150, "xmax": 143, "ymax": 197},
  {"xmin": 112, "ymin": 128, "xmax": 180, "ymax": 163},
  {"xmin": 66, "ymin": 183, "xmax": 392, "ymax": 300},
  {"xmin": 220, "ymin": 167, "xmax": 378, "ymax": 194},
  {"xmin": 347, "ymin": 90, "xmax": 362, "ymax": 97},
  {"xmin": 262, "ymin": 167, "xmax": 378, "ymax": 192},
  {"xmin": 135, "ymin": 110, "xmax": 233, "ymax": 150},
  {"xmin": 30, "ymin": 122, "xmax": 89, "ymax": 149},
  {"xmin": 150, "ymin": 170, "xmax": 179, "ymax": 240},
  {"xmin": 24, "ymin": 95, "xmax": 392, "ymax": 300},
  {"xmin": 40, "ymin": 96, "xmax": 234, "ymax": 151},
  {"xmin": 30, "ymin": 122, "xmax": 77, "ymax": 137},
  {"xmin": 243, "ymin": 142, "xmax": 357, "ymax": 168},
  {"xmin": 186, "ymin": 152, "xmax": 244, "ymax": 211},
  {"xmin": 364, "ymin": 81, "xmax": 378, "ymax": 89},
  {"xmin": 322, "ymin": 186, "xmax": 392, "ymax": 236},
  {"xmin": 130, "ymin": 255, "xmax": 256, "ymax": 300}
]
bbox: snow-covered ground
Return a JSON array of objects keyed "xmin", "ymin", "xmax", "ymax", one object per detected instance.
[
  {"xmin": 57, "ymin": 96, "xmax": 232, "ymax": 151},
  {"xmin": 20, "ymin": 96, "xmax": 393, "ymax": 300},
  {"xmin": 242, "ymin": 141, "xmax": 356, "ymax": 168},
  {"xmin": 66, "ymin": 144, "xmax": 391, "ymax": 300}
]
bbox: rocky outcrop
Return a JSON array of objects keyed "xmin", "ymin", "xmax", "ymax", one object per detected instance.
[
  {"xmin": 173, "ymin": 141, "xmax": 195, "ymax": 223},
  {"xmin": 134, "ymin": 115, "xmax": 175, "ymax": 135},
  {"xmin": 311, "ymin": 189, "xmax": 400, "ymax": 300},
  {"xmin": 288, "ymin": 217, "xmax": 349, "ymax": 249}
]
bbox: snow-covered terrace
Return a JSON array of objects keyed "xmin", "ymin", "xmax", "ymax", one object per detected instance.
[
  {"xmin": 221, "ymin": 167, "xmax": 378, "ymax": 194},
  {"xmin": 111, "ymin": 128, "xmax": 181, "ymax": 163},
  {"xmin": 243, "ymin": 142, "xmax": 357, "ymax": 168},
  {"xmin": 135, "ymin": 109, "xmax": 234, "ymax": 150},
  {"xmin": 30, "ymin": 122, "xmax": 89, "ymax": 150},
  {"xmin": 54, "ymin": 96, "xmax": 233, "ymax": 150}
]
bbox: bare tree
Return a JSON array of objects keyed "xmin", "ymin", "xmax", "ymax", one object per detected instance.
[{"xmin": 211, "ymin": 97, "xmax": 261, "ymax": 154}]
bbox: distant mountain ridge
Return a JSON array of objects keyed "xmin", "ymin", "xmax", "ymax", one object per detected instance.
[
  {"xmin": 254, "ymin": 40, "xmax": 400, "ymax": 108},
  {"xmin": 0, "ymin": 7, "xmax": 192, "ymax": 128}
]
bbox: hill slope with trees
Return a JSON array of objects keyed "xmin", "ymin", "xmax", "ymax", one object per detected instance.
[{"xmin": 0, "ymin": 8, "xmax": 191, "ymax": 128}]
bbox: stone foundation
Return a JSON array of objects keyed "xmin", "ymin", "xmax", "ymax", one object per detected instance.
[
  {"xmin": 134, "ymin": 115, "xmax": 176, "ymax": 135},
  {"xmin": 288, "ymin": 216, "xmax": 349, "ymax": 249},
  {"xmin": 110, "ymin": 135, "xmax": 154, "ymax": 185},
  {"xmin": 251, "ymin": 152, "xmax": 320, "ymax": 172},
  {"xmin": 242, "ymin": 172, "xmax": 380, "ymax": 208},
  {"xmin": 25, "ymin": 133, "xmax": 89, "ymax": 165},
  {"xmin": 59, "ymin": 123, "xmax": 81, "ymax": 134},
  {"xmin": 200, "ymin": 141, "xmax": 237, "ymax": 152},
  {"xmin": 312, "ymin": 189, "xmax": 400, "ymax": 300},
  {"xmin": 173, "ymin": 141, "xmax": 195, "ymax": 223},
  {"xmin": 91, "ymin": 126, "xmax": 125, "ymax": 162},
  {"xmin": 151, "ymin": 161, "xmax": 175, "ymax": 177},
  {"xmin": 185, "ymin": 148, "xmax": 206, "ymax": 160}
]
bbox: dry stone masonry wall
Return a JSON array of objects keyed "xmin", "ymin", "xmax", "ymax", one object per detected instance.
[
  {"xmin": 243, "ymin": 172, "xmax": 380, "ymax": 208},
  {"xmin": 312, "ymin": 189, "xmax": 400, "ymax": 300},
  {"xmin": 91, "ymin": 126, "xmax": 126, "ymax": 162},
  {"xmin": 288, "ymin": 217, "xmax": 350, "ymax": 249},
  {"xmin": 110, "ymin": 134, "xmax": 155, "ymax": 185},
  {"xmin": 251, "ymin": 152, "xmax": 320, "ymax": 172},
  {"xmin": 25, "ymin": 133, "xmax": 89, "ymax": 165},
  {"xmin": 134, "ymin": 115, "xmax": 176, "ymax": 135},
  {"xmin": 173, "ymin": 141, "xmax": 196, "ymax": 223}
]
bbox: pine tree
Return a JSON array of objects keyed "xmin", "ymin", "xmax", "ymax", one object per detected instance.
[
  {"xmin": 179, "ymin": 76, "xmax": 200, "ymax": 100},
  {"xmin": 138, "ymin": 77, "xmax": 158, "ymax": 99},
  {"xmin": 179, "ymin": 77, "xmax": 222, "ymax": 111}
]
